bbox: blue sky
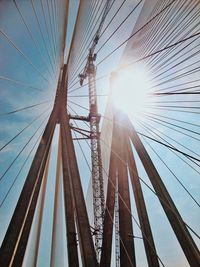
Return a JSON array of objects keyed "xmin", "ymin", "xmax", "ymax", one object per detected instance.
[
  {"xmin": 0, "ymin": 1, "xmax": 200, "ymax": 266},
  {"xmin": 0, "ymin": 0, "xmax": 63, "ymax": 248}
]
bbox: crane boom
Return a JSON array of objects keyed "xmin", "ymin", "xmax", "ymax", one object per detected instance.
[{"xmin": 79, "ymin": 0, "xmax": 113, "ymax": 85}]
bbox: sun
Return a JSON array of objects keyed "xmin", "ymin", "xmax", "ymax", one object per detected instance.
[{"xmin": 111, "ymin": 66, "xmax": 151, "ymax": 118}]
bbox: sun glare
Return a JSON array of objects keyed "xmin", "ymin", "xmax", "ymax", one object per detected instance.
[{"xmin": 111, "ymin": 66, "xmax": 151, "ymax": 118}]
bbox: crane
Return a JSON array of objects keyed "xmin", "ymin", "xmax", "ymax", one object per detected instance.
[{"xmin": 78, "ymin": 0, "xmax": 113, "ymax": 259}]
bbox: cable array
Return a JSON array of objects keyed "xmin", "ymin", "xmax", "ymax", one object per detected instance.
[
  {"xmin": 0, "ymin": 0, "xmax": 67, "ymax": 222},
  {"xmin": 1, "ymin": 0, "xmax": 200, "ymax": 266}
]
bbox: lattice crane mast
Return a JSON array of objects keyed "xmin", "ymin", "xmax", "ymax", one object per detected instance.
[{"xmin": 78, "ymin": 0, "xmax": 112, "ymax": 257}]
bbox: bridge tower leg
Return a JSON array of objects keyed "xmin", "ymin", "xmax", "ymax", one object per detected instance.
[
  {"xmin": 0, "ymin": 65, "xmax": 98, "ymax": 267},
  {"xmin": 127, "ymin": 117, "xmax": 200, "ymax": 267}
]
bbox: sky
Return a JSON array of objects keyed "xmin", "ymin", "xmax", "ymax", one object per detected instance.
[
  {"xmin": 0, "ymin": 0, "xmax": 200, "ymax": 267},
  {"xmin": 0, "ymin": 0, "xmax": 65, "ymax": 256}
]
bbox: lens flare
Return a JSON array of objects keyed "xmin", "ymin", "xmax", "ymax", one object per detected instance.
[{"xmin": 111, "ymin": 66, "xmax": 152, "ymax": 119}]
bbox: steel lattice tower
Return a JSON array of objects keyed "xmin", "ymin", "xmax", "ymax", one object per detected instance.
[{"xmin": 87, "ymin": 51, "xmax": 105, "ymax": 255}]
